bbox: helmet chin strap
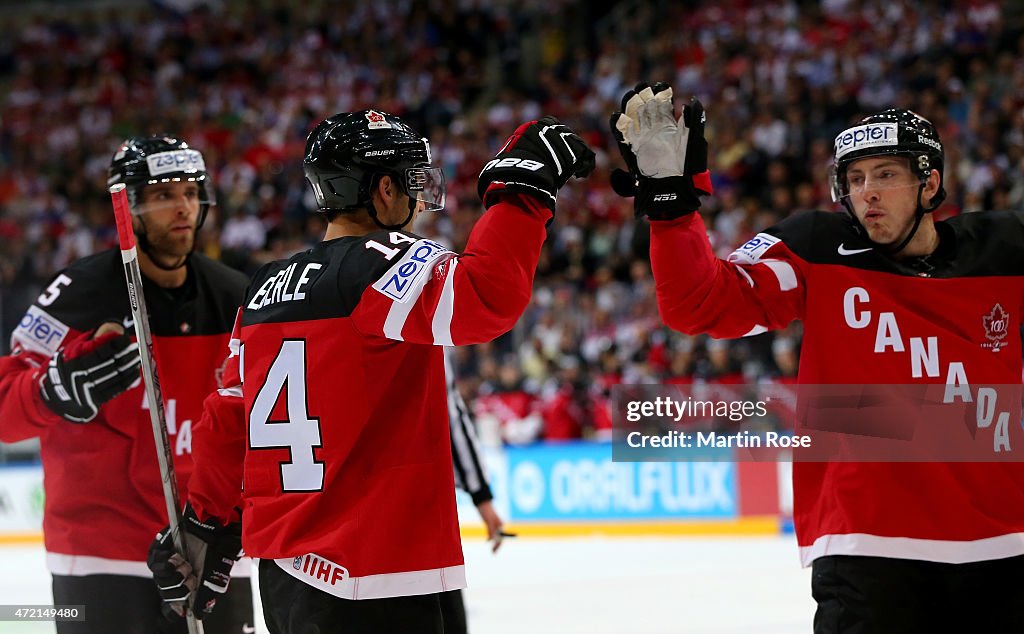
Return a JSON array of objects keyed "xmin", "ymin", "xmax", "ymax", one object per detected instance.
[
  {"xmin": 885, "ymin": 182, "xmax": 929, "ymax": 256},
  {"xmin": 366, "ymin": 195, "xmax": 416, "ymax": 231},
  {"xmin": 846, "ymin": 181, "xmax": 938, "ymax": 257}
]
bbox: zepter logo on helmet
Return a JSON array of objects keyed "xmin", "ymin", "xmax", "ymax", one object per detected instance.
[
  {"xmin": 303, "ymin": 109, "xmax": 446, "ymax": 215},
  {"xmin": 107, "ymin": 135, "xmax": 215, "ymax": 226},
  {"xmin": 830, "ymin": 109, "xmax": 946, "ymax": 211}
]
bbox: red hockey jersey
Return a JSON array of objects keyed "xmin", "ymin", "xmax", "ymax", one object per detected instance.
[
  {"xmin": 0, "ymin": 250, "xmax": 246, "ymax": 576},
  {"xmin": 188, "ymin": 194, "xmax": 551, "ymax": 599},
  {"xmin": 651, "ymin": 210, "xmax": 1024, "ymax": 566}
]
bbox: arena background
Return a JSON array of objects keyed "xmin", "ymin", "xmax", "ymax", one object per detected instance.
[{"xmin": 0, "ymin": 1, "xmax": 1020, "ymax": 631}]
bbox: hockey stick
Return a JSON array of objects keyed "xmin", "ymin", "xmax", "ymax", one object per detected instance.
[{"xmin": 110, "ymin": 184, "xmax": 204, "ymax": 634}]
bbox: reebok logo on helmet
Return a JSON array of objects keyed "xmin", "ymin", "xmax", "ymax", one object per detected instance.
[
  {"xmin": 834, "ymin": 123, "xmax": 898, "ymax": 159},
  {"xmin": 917, "ymin": 134, "xmax": 941, "ymax": 151}
]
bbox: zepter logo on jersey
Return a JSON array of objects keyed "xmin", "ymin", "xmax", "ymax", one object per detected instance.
[
  {"xmin": 834, "ymin": 123, "xmax": 898, "ymax": 160},
  {"xmin": 728, "ymin": 233, "xmax": 780, "ymax": 265},
  {"xmin": 13, "ymin": 305, "xmax": 70, "ymax": 357},
  {"xmin": 372, "ymin": 238, "xmax": 454, "ymax": 303}
]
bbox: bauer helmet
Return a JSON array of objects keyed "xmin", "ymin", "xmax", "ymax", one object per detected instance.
[{"xmin": 303, "ymin": 110, "xmax": 445, "ymax": 217}]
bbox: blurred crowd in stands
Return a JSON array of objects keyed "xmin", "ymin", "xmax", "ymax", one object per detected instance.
[{"xmin": 0, "ymin": 0, "xmax": 1019, "ymax": 445}]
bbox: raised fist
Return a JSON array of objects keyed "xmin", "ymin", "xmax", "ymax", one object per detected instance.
[{"xmin": 478, "ymin": 116, "xmax": 596, "ymax": 213}]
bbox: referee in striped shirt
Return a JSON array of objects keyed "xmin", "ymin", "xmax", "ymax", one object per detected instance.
[{"xmin": 442, "ymin": 349, "xmax": 506, "ymax": 634}]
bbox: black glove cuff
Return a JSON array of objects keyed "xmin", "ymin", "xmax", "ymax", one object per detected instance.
[
  {"xmin": 183, "ymin": 503, "xmax": 242, "ymax": 542},
  {"xmin": 636, "ymin": 176, "xmax": 703, "ymax": 221},
  {"xmin": 482, "ymin": 181, "xmax": 557, "ymax": 212}
]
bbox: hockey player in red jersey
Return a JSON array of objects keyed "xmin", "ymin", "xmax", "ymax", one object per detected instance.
[
  {"xmin": 147, "ymin": 110, "xmax": 594, "ymax": 632},
  {"xmin": 610, "ymin": 82, "xmax": 1024, "ymax": 633},
  {"xmin": 0, "ymin": 136, "xmax": 254, "ymax": 632}
]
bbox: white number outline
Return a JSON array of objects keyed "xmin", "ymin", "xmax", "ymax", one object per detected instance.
[
  {"xmin": 38, "ymin": 274, "xmax": 72, "ymax": 307},
  {"xmin": 248, "ymin": 339, "xmax": 324, "ymax": 492}
]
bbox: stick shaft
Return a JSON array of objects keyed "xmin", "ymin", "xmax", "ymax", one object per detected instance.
[{"xmin": 109, "ymin": 184, "xmax": 203, "ymax": 634}]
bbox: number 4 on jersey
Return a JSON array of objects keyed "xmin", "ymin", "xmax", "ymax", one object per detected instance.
[{"xmin": 248, "ymin": 339, "xmax": 324, "ymax": 491}]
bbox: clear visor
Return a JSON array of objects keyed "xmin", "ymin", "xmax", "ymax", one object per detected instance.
[
  {"xmin": 131, "ymin": 176, "xmax": 214, "ymax": 216},
  {"xmin": 829, "ymin": 165, "xmax": 921, "ymax": 203},
  {"xmin": 405, "ymin": 167, "xmax": 446, "ymax": 212}
]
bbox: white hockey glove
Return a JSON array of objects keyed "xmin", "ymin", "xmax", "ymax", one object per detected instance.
[{"xmin": 609, "ymin": 81, "xmax": 713, "ymax": 220}]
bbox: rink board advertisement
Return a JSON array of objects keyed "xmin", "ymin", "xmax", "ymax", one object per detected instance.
[
  {"xmin": 3, "ymin": 445, "xmax": 788, "ymax": 541},
  {"xmin": 0, "ymin": 465, "xmax": 44, "ymax": 535},
  {"xmin": 455, "ymin": 442, "xmax": 790, "ymax": 532},
  {"xmin": 499, "ymin": 441, "xmax": 738, "ymax": 521}
]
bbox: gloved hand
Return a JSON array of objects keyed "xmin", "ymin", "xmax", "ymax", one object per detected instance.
[
  {"xmin": 38, "ymin": 324, "xmax": 140, "ymax": 423},
  {"xmin": 478, "ymin": 116, "xmax": 596, "ymax": 212},
  {"xmin": 609, "ymin": 81, "xmax": 713, "ymax": 220},
  {"xmin": 147, "ymin": 504, "xmax": 243, "ymax": 621}
]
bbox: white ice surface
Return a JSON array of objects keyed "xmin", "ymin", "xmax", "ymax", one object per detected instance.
[{"xmin": 0, "ymin": 536, "xmax": 813, "ymax": 633}]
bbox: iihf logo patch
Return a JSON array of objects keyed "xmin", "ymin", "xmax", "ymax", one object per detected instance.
[
  {"xmin": 293, "ymin": 556, "xmax": 304, "ymax": 570},
  {"xmin": 365, "ymin": 110, "xmax": 392, "ymax": 130},
  {"xmin": 982, "ymin": 303, "xmax": 1009, "ymax": 353}
]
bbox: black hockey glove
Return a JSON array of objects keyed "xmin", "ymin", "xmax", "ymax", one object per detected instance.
[
  {"xmin": 39, "ymin": 325, "xmax": 140, "ymax": 423},
  {"xmin": 148, "ymin": 504, "xmax": 243, "ymax": 621},
  {"xmin": 478, "ymin": 116, "xmax": 596, "ymax": 213},
  {"xmin": 609, "ymin": 81, "xmax": 713, "ymax": 220}
]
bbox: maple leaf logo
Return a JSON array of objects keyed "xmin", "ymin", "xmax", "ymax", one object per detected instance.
[
  {"xmin": 365, "ymin": 110, "xmax": 391, "ymax": 129},
  {"xmin": 983, "ymin": 303, "xmax": 1009, "ymax": 341}
]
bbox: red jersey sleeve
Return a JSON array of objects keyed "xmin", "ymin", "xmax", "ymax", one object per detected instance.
[
  {"xmin": 650, "ymin": 213, "xmax": 806, "ymax": 338},
  {"xmin": 188, "ymin": 309, "xmax": 245, "ymax": 525},
  {"xmin": 352, "ymin": 194, "xmax": 551, "ymax": 345},
  {"xmin": 0, "ymin": 350, "xmax": 65, "ymax": 442},
  {"xmin": 1, "ymin": 268, "xmax": 105, "ymax": 440}
]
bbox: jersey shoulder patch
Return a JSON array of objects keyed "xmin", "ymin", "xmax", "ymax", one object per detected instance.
[
  {"xmin": 11, "ymin": 249, "xmax": 126, "ymax": 355},
  {"xmin": 11, "ymin": 304, "xmax": 72, "ymax": 357},
  {"xmin": 370, "ymin": 235, "xmax": 454, "ymax": 303},
  {"xmin": 728, "ymin": 233, "xmax": 781, "ymax": 265}
]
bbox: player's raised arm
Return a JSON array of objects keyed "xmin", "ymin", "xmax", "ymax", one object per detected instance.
[
  {"xmin": 609, "ymin": 82, "xmax": 806, "ymax": 338},
  {"xmin": 349, "ymin": 116, "xmax": 595, "ymax": 345}
]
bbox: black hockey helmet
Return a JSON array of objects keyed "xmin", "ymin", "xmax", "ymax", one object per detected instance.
[
  {"xmin": 303, "ymin": 110, "xmax": 445, "ymax": 217},
  {"xmin": 107, "ymin": 135, "xmax": 214, "ymax": 229},
  {"xmin": 830, "ymin": 109, "xmax": 945, "ymax": 210}
]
